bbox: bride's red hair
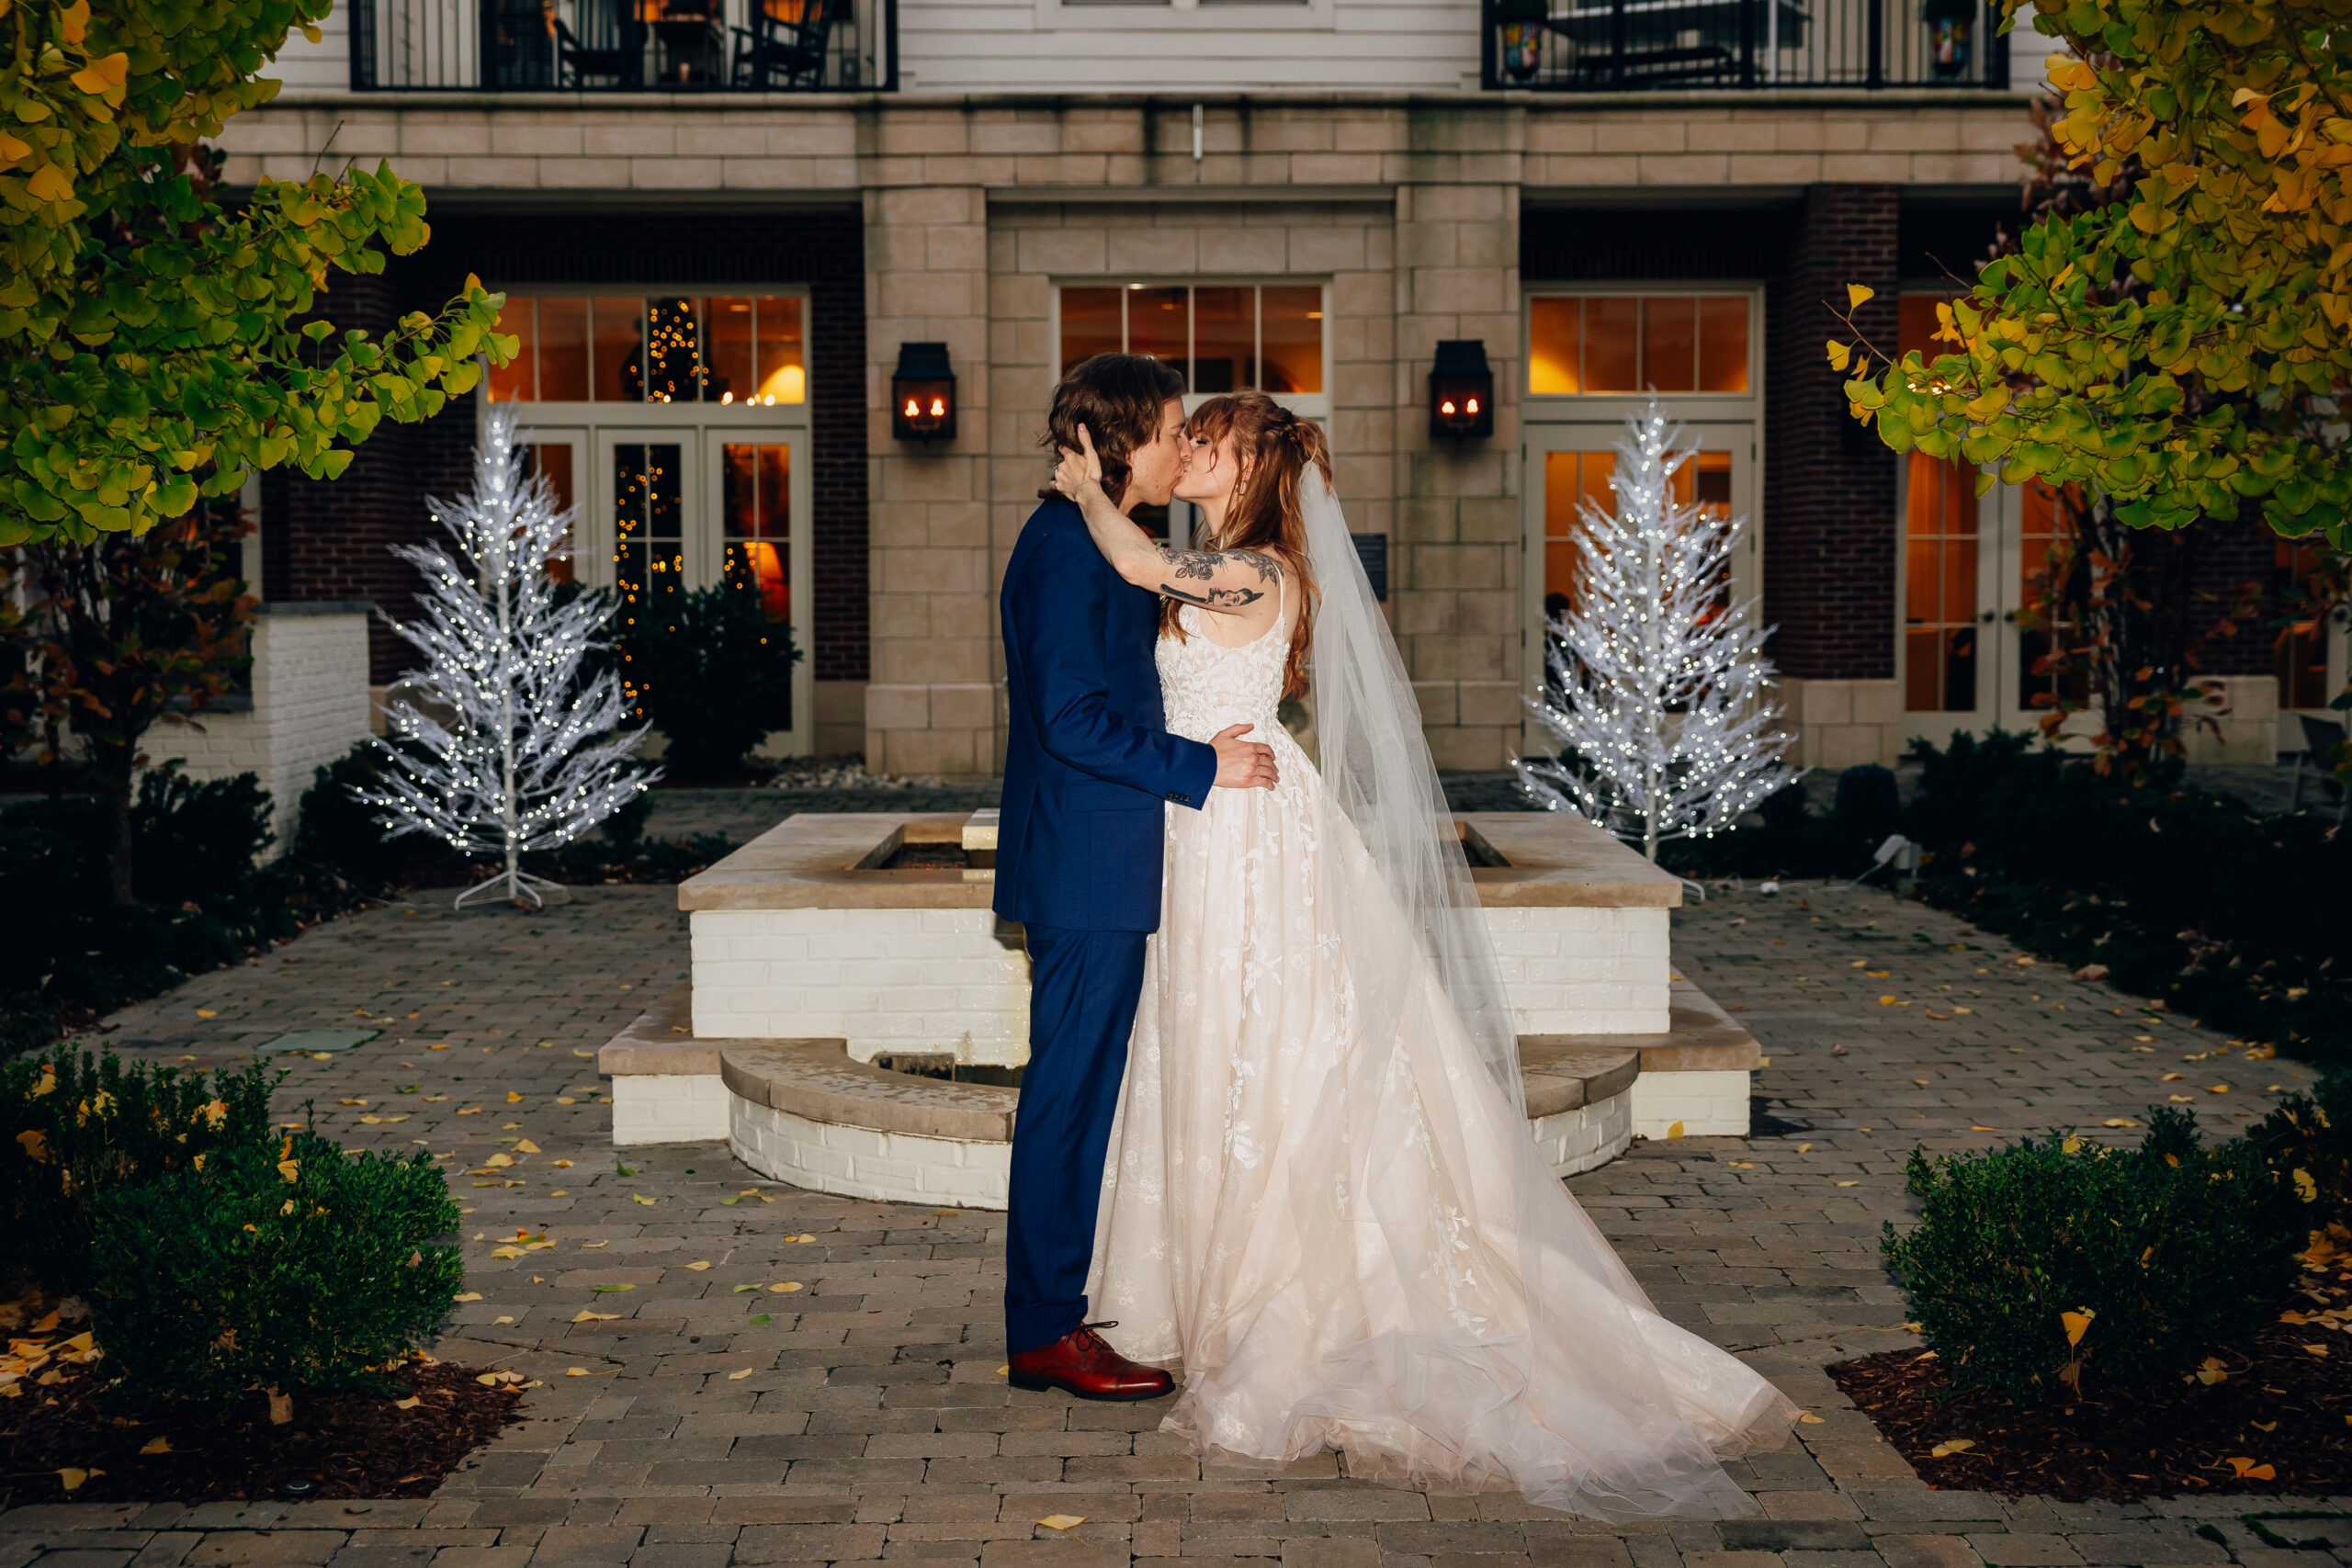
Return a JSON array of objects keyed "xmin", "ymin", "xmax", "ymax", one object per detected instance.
[{"xmin": 1160, "ymin": 392, "xmax": 1329, "ymax": 703}]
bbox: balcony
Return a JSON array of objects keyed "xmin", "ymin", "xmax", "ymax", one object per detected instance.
[
  {"xmin": 1482, "ymin": 0, "xmax": 2010, "ymax": 90},
  {"xmin": 347, "ymin": 0, "xmax": 894, "ymax": 91}
]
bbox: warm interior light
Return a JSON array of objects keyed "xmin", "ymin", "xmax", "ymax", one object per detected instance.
[
  {"xmin": 1466, "ymin": 398, "xmax": 1480, "ymax": 414},
  {"xmin": 904, "ymin": 399, "xmax": 921, "ymax": 417},
  {"xmin": 928, "ymin": 397, "xmax": 945, "ymax": 416},
  {"xmin": 720, "ymin": 390, "xmax": 733, "ymax": 404},
  {"xmin": 1441, "ymin": 400, "xmax": 1457, "ymax": 415}
]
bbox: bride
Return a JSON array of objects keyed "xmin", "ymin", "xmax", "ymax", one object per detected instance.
[{"xmin": 1048, "ymin": 391, "xmax": 1796, "ymax": 1521}]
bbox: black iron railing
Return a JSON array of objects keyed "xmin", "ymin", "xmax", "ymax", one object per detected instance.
[
  {"xmin": 348, "ymin": 0, "xmax": 894, "ymax": 90},
  {"xmin": 1482, "ymin": 0, "xmax": 2009, "ymax": 90}
]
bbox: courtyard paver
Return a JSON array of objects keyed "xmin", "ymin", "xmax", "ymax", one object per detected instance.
[{"xmin": 3, "ymin": 855, "xmax": 2344, "ymax": 1568}]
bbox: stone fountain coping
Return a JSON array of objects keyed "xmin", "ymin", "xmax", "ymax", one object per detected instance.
[
  {"xmin": 601, "ymin": 978, "xmax": 1756, "ymax": 1142},
  {"xmin": 675, "ymin": 811, "xmax": 1685, "ymax": 912}
]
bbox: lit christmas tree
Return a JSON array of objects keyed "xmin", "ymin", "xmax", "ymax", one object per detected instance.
[
  {"xmin": 1515, "ymin": 407, "xmax": 1799, "ymax": 861},
  {"xmin": 356, "ymin": 403, "xmax": 655, "ymax": 908}
]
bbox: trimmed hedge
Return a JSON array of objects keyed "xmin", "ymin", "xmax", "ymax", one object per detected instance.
[
  {"xmin": 0, "ymin": 1047, "xmax": 279, "ymax": 1296},
  {"xmin": 91, "ymin": 1131, "xmax": 460, "ymax": 1420},
  {"xmin": 1883, "ymin": 1107, "xmax": 2311, "ymax": 1406}
]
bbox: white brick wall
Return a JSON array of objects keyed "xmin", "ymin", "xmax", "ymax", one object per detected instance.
[
  {"xmin": 613, "ymin": 1072, "xmax": 731, "ymax": 1145},
  {"xmin": 690, "ymin": 907, "xmax": 1031, "ymax": 1063},
  {"xmin": 691, "ymin": 903, "xmax": 1668, "ymax": 1058},
  {"xmin": 1631, "ymin": 1068, "xmax": 1751, "ymax": 1139},
  {"xmin": 731, "ymin": 1096, "xmax": 1012, "ymax": 1209},
  {"xmin": 1482, "ymin": 907, "xmax": 1672, "ymax": 1035},
  {"xmin": 140, "ymin": 608, "xmax": 372, "ymax": 849},
  {"xmin": 1528, "ymin": 1087, "xmax": 1633, "ymax": 1179}
]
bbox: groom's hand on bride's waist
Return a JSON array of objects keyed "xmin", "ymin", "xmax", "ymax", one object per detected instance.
[{"xmin": 1210, "ymin": 724, "xmax": 1279, "ymax": 791}]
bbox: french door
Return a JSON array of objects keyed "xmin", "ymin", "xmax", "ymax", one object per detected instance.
[{"xmin": 510, "ymin": 422, "xmax": 812, "ymax": 752}]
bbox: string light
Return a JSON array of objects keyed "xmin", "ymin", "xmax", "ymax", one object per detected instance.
[
  {"xmin": 1514, "ymin": 405, "xmax": 1800, "ymax": 863},
  {"xmin": 353, "ymin": 403, "xmax": 658, "ymax": 909}
]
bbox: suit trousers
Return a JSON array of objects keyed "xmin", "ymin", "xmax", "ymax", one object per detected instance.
[{"xmin": 1003, "ymin": 922, "xmax": 1148, "ymax": 1355}]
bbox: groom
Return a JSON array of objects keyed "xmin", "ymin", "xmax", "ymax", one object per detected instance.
[{"xmin": 995, "ymin": 353, "xmax": 1278, "ymax": 1400}]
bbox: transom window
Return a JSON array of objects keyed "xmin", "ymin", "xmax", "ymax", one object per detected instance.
[
  {"xmin": 1057, "ymin": 283, "xmax": 1326, "ymax": 401},
  {"xmin": 488, "ymin": 293, "xmax": 806, "ymax": 406},
  {"xmin": 1528, "ymin": 294, "xmax": 1750, "ymax": 396}
]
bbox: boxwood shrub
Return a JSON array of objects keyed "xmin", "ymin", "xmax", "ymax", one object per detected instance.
[
  {"xmin": 91, "ymin": 1131, "xmax": 461, "ymax": 1421},
  {"xmin": 0, "ymin": 1046, "xmax": 277, "ymax": 1296},
  {"xmin": 1883, "ymin": 1109, "xmax": 2307, "ymax": 1406}
]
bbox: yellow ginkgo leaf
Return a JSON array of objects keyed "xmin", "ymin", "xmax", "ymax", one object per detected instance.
[
  {"xmin": 57, "ymin": 1467, "xmax": 97, "ymax": 1491},
  {"xmin": 394, "ymin": 1396, "xmax": 422, "ymax": 1409},
  {"xmin": 1036, "ymin": 1516, "xmax": 1089, "ymax": 1531},
  {"xmin": 2226, "ymin": 1456, "xmax": 2276, "ymax": 1479},
  {"xmin": 565, "ymin": 1367, "xmax": 593, "ymax": 1377},
  {"xmin": 572, "ymin": 1310, "xmax": 618, "ymax": 1323},
  {"xmin": 452, "ymin": 1292, "xmax": 483, "ymax": 1303},
  {"xmin": 515, "ymin": 1140, "xmax": 540, "ymax": 1154},
  {"xmin": 59, "ymin": 1, "xmax": 91, "ymax": 44},
  {"xmin": 2061, "ymin": 1309, "xmax": 2096, "ymax": 1348},
  {"xmin": 489, "ymin": 1246, "xmax": 526, "ymax": 1260},
  {"xmin": 769, "ymin": 1282, "xmax": 803, "ymax": 1293},
  {"xmin": 727, "ymin": 1368, "xmax": 755, "ymax": 1381},
  {"xmin": 507, "ymin": 1091, "xmax": 524, "ymax": 1103},
  {"xmin": 1795, "ymin": 1411, "xmax": 1825, "ymax": 1425},
  {"xmin": 632, "ymin": 1193, "xmax": 656, "ymax": 1206},
  {"xmin": 139, "ymin": 1437, "xmax": 170, "ymax": 1455},
  {"xmin": 2295, "ymin": 1169, "xmax": 2320, "ymax": 1201},
  {"xmin": 1826, "ymin": 339, "xmax": 1851, "ymax": 371},
  {"xmin": 1928, "ymin": 1438, "xmax": 1975, "ymax": 1458},
  {"xmin": 1847, "ymin": 284, "xmax": 1875, "ymax": 310},
  {"xmin": 1665, "ymin": 1122, "xmax": 1685, "ymax": 1139},
  {"xmin": 683, "ymin": 1260, "xmax": 712, "ymax": 1271},
  {"xmin": 484, "ymin": 1153, "xmax": 514, "ymax": 1168}
]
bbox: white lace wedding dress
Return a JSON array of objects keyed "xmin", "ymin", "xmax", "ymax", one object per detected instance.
[{"xmin": 1082, "ymin": 587, "xmax": 1796, "ymax": 1521}]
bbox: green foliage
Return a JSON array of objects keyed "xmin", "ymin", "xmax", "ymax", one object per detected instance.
[
  {"xmin": 0, "ymin": 0, "xmax": 510, "ymax": 543},
  {"xmin": 2246, "ymin": 1070, "xmax": 2352, "ymax": 1226},
  {"xmin": 1832, "ymin": 0, "xmax": 2352, "ymax": 544},
  {"xmin": 129, "ymin": 762, "xmax": 275, "ymax": 903},
  {"xmin": 91, "ymin": 1132, "xmax": 461, "ymax": 1419},
  {"xmin": 1883, "ymin": 1112, "xmax": 2304, "ymax": 1405},
  {"xmin": 1905, "ymin": 731, "xmax": 2352, "ymax": 1066},
  {"xmin": 0, "ymin": 1046, "xmax": 277, "ymax": 1295},
  {"xmin": 622, "ymin": 585, "xmax": 802, "ymax": 779}
]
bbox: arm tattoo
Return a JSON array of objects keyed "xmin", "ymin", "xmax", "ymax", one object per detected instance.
[
  {"xmin": 1159, "ymin": 582, "xmax": 1266, "ymax": 609},
  {"xmin": 1156, "ymin": 547, "xmax": 1283, "ymax": 584}
]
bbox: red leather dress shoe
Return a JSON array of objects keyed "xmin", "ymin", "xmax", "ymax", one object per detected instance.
[{"xmin": 1007, "ymin": 1322, "xmax": 1174, "ymax": 1402}]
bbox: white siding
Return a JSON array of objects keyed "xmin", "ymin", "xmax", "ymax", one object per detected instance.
[
  {"xmin": 896, "ymin": 0, "xmax": 1483, "ymax": 93},
  {"xmin": 269, "ymin": 6, "xmax": 351, "ymax": 93}
]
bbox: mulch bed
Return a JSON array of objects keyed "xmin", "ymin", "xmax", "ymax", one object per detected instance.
[
  {"xmin": 0, "ymin": 1349, "xmax": 525, "ymax": 1507},
  {"xmin": 1829, "ymin": 1284, "xmax": 2352, "ymax": 1501}
]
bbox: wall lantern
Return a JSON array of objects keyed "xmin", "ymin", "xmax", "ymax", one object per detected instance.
[
  {"xmin": 1428, "ymin": 339, "xmax": 1494, "ymax": 443},
  {"xmin": 891, "ymin": 342, "xmax": 956, "ymax": 444}
]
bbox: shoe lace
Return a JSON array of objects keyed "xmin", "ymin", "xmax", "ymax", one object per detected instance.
[{"xmin": 1073, "ymin": 1320, "xmax": 1119, "ymax": 1353}]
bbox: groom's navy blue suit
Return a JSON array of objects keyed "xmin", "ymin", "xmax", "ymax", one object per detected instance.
[{"xmin": 996, "ymin": 497, "xmax": 1217, "ymax": 1355}]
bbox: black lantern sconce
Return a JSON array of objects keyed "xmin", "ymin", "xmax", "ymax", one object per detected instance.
[
  {"xmin": 1428, "ymin": 339, "xmax": 1494, "ymax": 443},
  {"xmin": 891, "ymin": 342, "xmax": 957, "ymax": 444}
]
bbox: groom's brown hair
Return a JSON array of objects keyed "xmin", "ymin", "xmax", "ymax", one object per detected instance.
[{"xmin": 1039, "ymin": 354, "xmax": 1185, "ymax": 507}]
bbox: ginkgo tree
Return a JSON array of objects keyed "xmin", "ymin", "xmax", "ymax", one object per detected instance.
[
  {"xmin": 1, "ymin": 0, "xmax": 511, "ymax": 543},
  {"xmin": 1829, "ymin": 0, "xmax": 2352, "ymax": 547}
]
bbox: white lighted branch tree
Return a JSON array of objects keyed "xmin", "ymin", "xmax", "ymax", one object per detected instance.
[
  {"xmin": 1516, "ymin": 407, "xmax": 1799, "ymax": 861},
  {"xmin": 356, "ymin": 403, "xmax": 655, "ymax": 908}
]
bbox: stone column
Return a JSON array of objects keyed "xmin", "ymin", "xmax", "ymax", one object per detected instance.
[
  {"xmin": 1392, "ymin": 105, "xmax": 1524, "ymax": 771},
  {"xmin": 864, "ymin": 178, "xmax": 997, "ymax": 777}
]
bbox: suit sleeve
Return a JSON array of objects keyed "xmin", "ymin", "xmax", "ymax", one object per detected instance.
[{"xmin": 1007, "ymin": 537, "xmax": 1219, "ymax": 808}]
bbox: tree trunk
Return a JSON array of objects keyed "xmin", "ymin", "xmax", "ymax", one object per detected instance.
[{"xmin": 108, "ymin": 782, "xmax": 135, "ymax": 907}]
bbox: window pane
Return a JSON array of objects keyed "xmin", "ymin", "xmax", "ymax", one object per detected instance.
[
  {"xmin": 1905, "ymin": 537, "xmax": 1941, "ymax": 624},
  {"xmin": 1128, "ymin": 287, "xmax": 1188, "ymax": 384},
  {"xmin": 644, "ymin": 296, "xmax": 702, "ymax": 404},
  {"xmin": 521, "ymin": 442, "xmax": 575, "ymax": 581},
  {"xmin": 1690, "ymin": 451, "xmax": 1731, "ymax": 522},
  {"xmin": 1905, "ymin": 628, "xmax": 1943, "ymax": 712},
  {"xmin": 754, "ymin": 297, "xmax": 805, "ymax": 404},
  {"xmin": 487, "ymin": 296, "xmax": 535, "ymax": 402},
  {"xmin": 1193, "ymin": 286, "xmax": 1252, "ymax": 395},
  {"xmin": 1941, "ymin": 538, "xmax": 1976, "ymax": 623},
  {"xmin": 1585, "ymin": 298, "xmax": 1638, "ymax": 392},
  {"xmin": 1528, "ymin": 298, "xmax": 1580, "ymax": 395},
  {"xmin": 537, "ymin": 296, "xmax": 589, "ymax": 401},
  {"xmin": 723, "ymin": 442, "xmax": 791, "ymax": 625},
  {"xmin": 1259, "ymin": 286, "xmax": 1323, "ymax": 395},
  {"xmin": 1060, "ymin": 287, "xmax": 1123, "ymax": 377},
  {"xmin": 1697, "ymin": 297, "xmax": 1749, "ymax": 393},
  {"xmin": 1942, "ymin": 627, "xmax": 1977, "ymax": 711},
  {"xmin": 705, "ymin": 297, "xmax": 754, "ymax": 404},
  {"xmin": 1898, "ymin": 295, "xmax": 1946, "ymax": 358},
  {"xmin": 1641, "ymin": 298, "xmax": 1696, "ymax": 393},
  {"xmin": 593, "ymin": 297, "xmax": 644, "ymax": 402},
  {"xmin": 614, "ymin": 440, "xmax": 685, "ymax": 716}
]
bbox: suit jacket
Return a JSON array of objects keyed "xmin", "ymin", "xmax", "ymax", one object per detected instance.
[{"xmin": 994, "ymin": 498, "xmax": 1217, "ymax": 931}]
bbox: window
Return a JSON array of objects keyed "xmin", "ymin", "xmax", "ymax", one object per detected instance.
[
  {"xmin": 489, "ymin": 294, "xmax": 805, "ymax": 406},
  {"xmin": 1903, "ymin": 453, "xmax": 1978, "ymax": 713},
  {"xmin": 518, "ymin": 443, "xmax": 578, "ymax": 582},
  {"xmin": 1057, "ymin": 283, "xmax": 1325, "ymax": 400},
  {"xmin": 1541, "ymin": 447, "xmax": 1731, "ymax": 618},
  {"xmin": 723, "ymin": 442, "xmax": 792, "ymax": 622},
  {"xmin": 2276, "ymin": 534, "xmax": 2336, "ymax": 710},
  {"xmin": 1527, "ymin": 295, "xmax": 1750, "ymax": 396}
]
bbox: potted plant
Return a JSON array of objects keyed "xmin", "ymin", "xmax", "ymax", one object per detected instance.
[
  {"xmin": 1921, "ymin": 0, "xmax": 1976, "ymax": 79},
  {"xmin": 1493, "ymin": 0, "xmax": 1549, "ymax": 82}
]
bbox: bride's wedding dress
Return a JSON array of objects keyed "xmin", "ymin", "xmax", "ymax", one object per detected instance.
[{"xmin": 1083, "ymin": 579, "xmax": 1796, "ymax": 1521}]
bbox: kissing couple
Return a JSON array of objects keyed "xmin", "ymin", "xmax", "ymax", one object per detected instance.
[{"xmin": 990, "ymin": 353, "xmax": 1795, "ymax": 1519}]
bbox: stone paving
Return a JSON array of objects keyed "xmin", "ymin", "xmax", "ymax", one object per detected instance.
[{"xmin": 3, "ymin": 853, "xmax": 2347, "ymax": 1568}]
